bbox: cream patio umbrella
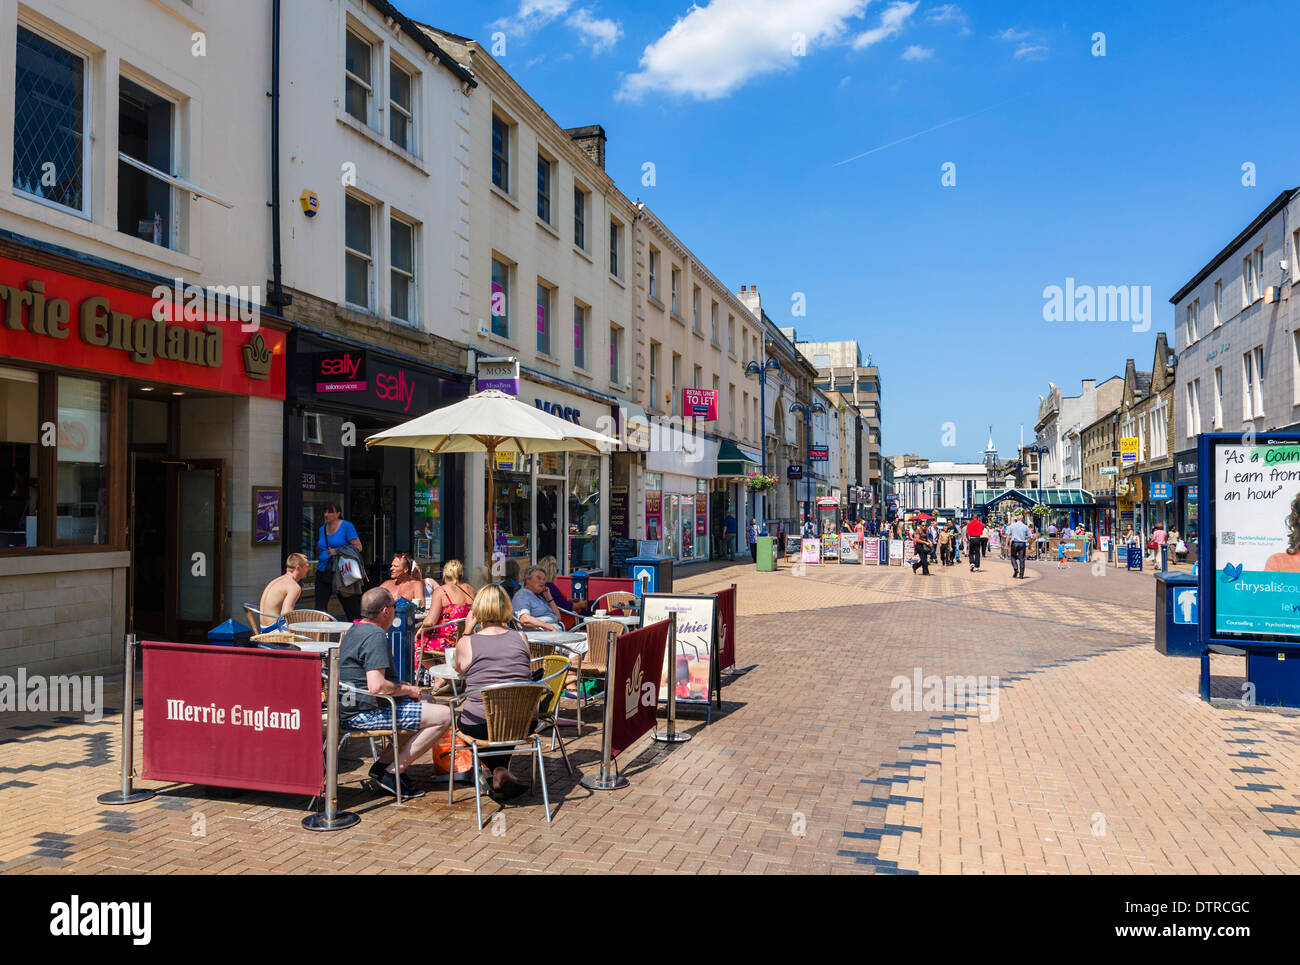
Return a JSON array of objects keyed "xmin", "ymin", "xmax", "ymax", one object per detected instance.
[{"xmin": 364, "ymin": 389, "xmax": 621, "ymax": 559}]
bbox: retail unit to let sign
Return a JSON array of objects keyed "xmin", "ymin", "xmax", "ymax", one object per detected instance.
[
  {"xmin": 809, "ymin": 445, "xmax": 830, "ymax": 462},
  {"xmin": 1120, "ymin": 437, "xmax": 1139, "ymax": 464},
  {"xmin": 681, "ymin": 388, "xmax": 717, "ymax": 420},
  {"xmin": 1200, "ymin": 432, "xmax": 1300, "ymax": 646}
]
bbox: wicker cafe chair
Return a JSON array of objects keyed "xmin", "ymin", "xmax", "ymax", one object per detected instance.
[
  {"xmin": 592, "ymin": 591, "xmax": 637, "ymax": 614},
  {"xmin": 242, "ymin": 603, "xmax": 284, "ymax": 634},
  {"xmin": 249, "ymin": 630, "xmax": 307, "ymax": 650},
  {"xmin": 284, "ymin": 608, "xmax": 334, "ymax": 642},
  {"xmin": 335, "ymin": 682, "xmax": 417, "ymax": 806},
  {"xmin": 531, "ymin": 655, "xmax": 575, "ymax": 774},
  {"xmin": 566, "ymin": 619, "xmax": 622, "ymax": 732},
  {"xmin": 452, "ymin": 682, "xmax": 551, "ymax": 829}
]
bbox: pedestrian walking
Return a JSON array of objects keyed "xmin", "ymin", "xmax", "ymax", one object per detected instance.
[
  {"xmin": 912, "ymin": 525, "xmax": 933, "ymax": 576},
  {"xmin": 747, "ymin": 518, "xmax": 759, "ymax": 563},
  {"xmin": 1008, "ymin": 512, "xmax": 1031, "ymax": 579},
  {"xmin": 316, "ymin": 502, "xmax": 365, "ymax": 621},
  {"xmin": 965, "ymin": 516, "xmax": 985, "ymax": 571},
  {"xmin": 723, "ymin": 510, "xmax": 737, "ymax": 559}
]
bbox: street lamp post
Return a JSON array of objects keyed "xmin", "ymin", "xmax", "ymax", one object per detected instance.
[
  {"xmin": 745, "ymin": 352, "xmax": 782, "ymax": 529},
  {"xmin": 789, "ymin": 400, "xmax": 825, "ymax": 526}
]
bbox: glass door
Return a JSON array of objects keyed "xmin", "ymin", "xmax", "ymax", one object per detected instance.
[
  {"xmin": 536, "ymin": 479, "xmax": 562, "ymax": 564},
  {"xmin": 176, "ymin": 462, "xmax": 223, "ymax": 640},
  {"xmin": 662, "ymin": 495, "xmax": 678, "ymax": 559}
]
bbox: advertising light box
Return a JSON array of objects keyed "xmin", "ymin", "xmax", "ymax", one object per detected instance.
[{"xmin": 1200, "ymin": 432, "xmax": 1300, "ymax": 647}]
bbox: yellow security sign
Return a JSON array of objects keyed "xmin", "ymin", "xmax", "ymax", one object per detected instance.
[{"xmin": 1120, "ymin": 436, "xmax": 1139, "ymax": 464}]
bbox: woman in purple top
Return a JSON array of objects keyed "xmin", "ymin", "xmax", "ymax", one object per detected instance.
[{"xmin": 454, "ymin": 585, "xmax": 536, "ymax": 799}]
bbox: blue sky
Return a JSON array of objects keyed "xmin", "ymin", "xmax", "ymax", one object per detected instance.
[{"xmin": 411, "ymin": 0, "xmax": 1300, "ymax": 462}]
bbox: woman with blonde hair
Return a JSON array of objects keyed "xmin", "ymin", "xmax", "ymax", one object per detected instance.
[
  {"xmin": 415, "ymin": 559, "xmax": 475, "ymax": 669},
  {"xmin": 453, "ymin": 584, "xmax": 534, "ymax": 798}
]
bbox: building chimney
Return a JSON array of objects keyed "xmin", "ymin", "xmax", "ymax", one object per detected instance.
[
  {"xmin": 565, "ymin": 125, "xmax": 606, "ymax": 170},
  {"xmin": 737, "ymin": 285, "xmax": 761, "ymax": 317}
]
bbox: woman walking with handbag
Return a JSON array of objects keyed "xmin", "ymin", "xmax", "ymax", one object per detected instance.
[{"xmin": 316, "ymin": 502, "xmax": 364, "ymax": 621}]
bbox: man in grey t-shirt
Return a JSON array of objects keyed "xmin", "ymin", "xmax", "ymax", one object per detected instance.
[
  {"xmin": 1007, "ymin": 513, "xmax": 1032, "ymax": 579},
  {"xmin": 338, "ymin": 587, "xmax": 450, "ymax": 798},
  {"xmin": 512, "ymin": 567, "xmax": 562, "ymax": 629}
]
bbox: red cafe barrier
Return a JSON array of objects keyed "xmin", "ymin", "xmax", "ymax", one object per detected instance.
[
  {"xmin": 580, "ymin": 618, "xmax": 669, "ymax": 790},
  {"xmin": 141, "ymin": 641, "xmax": 324, "ymax": 797}
]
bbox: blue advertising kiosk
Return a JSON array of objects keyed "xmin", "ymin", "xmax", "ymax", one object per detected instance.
[{"xmin": 1197, "ymin": 432, "xmax": 1300, "ymax": 705}]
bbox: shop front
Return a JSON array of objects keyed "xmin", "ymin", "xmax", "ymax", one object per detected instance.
[
  {"xmin": 644, "ymin": 419, "xmax": 717, "ymax": 565},
  {"xmin": 283, "ymin": 332, "xmax": 470, "ymax": 591},
  {"xmin": 1138, "ymin": 469, "xmax": 1174, "ymax": 536},
  {"xmin": 485, "ymin": 379, "xmax": 612, "ymax": 575},
  {"xmin": 0, "ymin": 247, "xmax": 287, "ymax": 665},
  {"xmin": 1173, "ymin": 448, "xmax": 1199, "ymax": 561},
  {"xmin": 715, "ymin": 438, "xmax": 761, "ymax": 559}
]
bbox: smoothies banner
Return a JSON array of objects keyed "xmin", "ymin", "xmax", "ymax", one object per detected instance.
[
  {"xmin": 1206, "ymin": 435, "xmax": 1300, "ymax": 641},
  {"xmin": 142, "ymin": 642, "xmax": 323, "ymax": 796},
  {"xmin": 609, "ymin": 619, "xmax": 669, "ymax": 758},
  {"xmin": 640, "ymin": 593, "xmax": 717, "ymax": 704},
  {"xmin": 715, "ymin": 585, "xmax": 736, "ymax": 671}
]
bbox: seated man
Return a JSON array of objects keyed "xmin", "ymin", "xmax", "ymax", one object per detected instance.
[
  {"xmin": 379, "ymin": 552, "xmax": 426, "ymax": 607},
  {"xmin": 512, "ymin": 566, "xmax": 562, "ymax": 630},
  {"xmin": 338, "ymin": 587, "xmax": 451, "ymax": 799},
  {"xmin": 257, "ymin": 553, "xmax": 311, "ymax": 630}
]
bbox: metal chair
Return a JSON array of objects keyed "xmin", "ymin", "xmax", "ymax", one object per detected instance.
[
  {"xmin": 566, "ymin": 618, "xmax": 621, "ymax": 732},
  {"xmin": 451, "ymin": 681, "xmax": 552, "ymax": 829},
  {"xmin": 531, "ymin": 655, "xmax": 575, "ymax": 774},
  {"xmin": 335, "ymin": 682, "xmax": 417, "ymax": 805},
  {"xmin": 592, "ymin": 591, "xmax": 637, "ymax": 613},
  {"xmin": 242, "ymin": 603, "xmax": 283, "ymax": 634}
]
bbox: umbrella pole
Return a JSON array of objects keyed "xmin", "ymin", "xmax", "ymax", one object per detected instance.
[{"xmin": 486, "ymin": 445, "xmax": 496, "ymax": 571}]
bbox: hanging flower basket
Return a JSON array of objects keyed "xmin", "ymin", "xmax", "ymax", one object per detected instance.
[{"xmin": 745, "ymin": 472, "xmax": 778, "ymax": 492}]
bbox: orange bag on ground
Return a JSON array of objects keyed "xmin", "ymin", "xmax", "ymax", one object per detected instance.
[{"xmin": 433, "ymin": 731, "xmax": 474, "ymax": 775}]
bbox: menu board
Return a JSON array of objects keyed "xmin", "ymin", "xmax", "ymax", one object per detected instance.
[
  {"xmin": 785, "ymin": 535, "xmax": 802, "ymax": 560},
  {"xmin": 610, "ymin": 485, "xmax": 629, "ymax": 539},
  {"xmin": 801, "ymin": 538, "xmax": 822, "ymax": 564},
  {"xmin": 863, "ymin": 536, "xmax": 879, "ymax": 564},
  {"xmin": 889, "ymin": 540, "xmax": 904, "ymax": 565},
  {"xmin": 611, "ymin": 537, "xmax": 637, "ymax": 574},
  {"xmin": 822, "ymin": 533, "xmax": 839, "ymax": 560},
  {"xmin": 840, "ymin": 533, "xmax": 861, "ymax": 563}
]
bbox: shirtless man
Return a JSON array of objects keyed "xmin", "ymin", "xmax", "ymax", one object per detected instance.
[
  {"xmin": 380, "ymin": 553, "xmax": 426, "ymax": 606},
  {"xmin": 258, "ymin": 554, "xmax": 311, "ymax": 628}
]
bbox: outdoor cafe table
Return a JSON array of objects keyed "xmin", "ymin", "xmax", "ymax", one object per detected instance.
[
  {"xmin": 523, "ymin": 630, "xmax": 587, "ymax": 649},
  {"xmin": 290, "ymin": 620, "xmax": 354, "ymax": 638},
  {"xmin": 596, "ymin": 614, "xmax": 639, "ymax": 629},
  {"xmin": 285, "ymin": 638, "xmax": 338, "ymax": 655}
]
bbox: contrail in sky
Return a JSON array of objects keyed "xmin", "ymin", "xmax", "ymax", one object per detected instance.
[{"xmin": 832, "ymin": 99, "xmax": 1020, "ymax": 167}]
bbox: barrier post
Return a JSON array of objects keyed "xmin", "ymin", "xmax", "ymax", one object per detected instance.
[
  {"xmin": 98, "ymin": 634, "xmax": 156, "ymax": 805},
  {"xmin": 579, "ymin": 633, "xmax": 629, "ymax": 790},
  {"xmin": 303, "ymin": 647, "xmax": 361, "ymax": 831},
  {"xmin": 721, "ymin": 582, "xmax": 748, "ymax": 677},
  {"xmin": 654, "ymin": 613, "xmax": 692, "ymax": 744}
]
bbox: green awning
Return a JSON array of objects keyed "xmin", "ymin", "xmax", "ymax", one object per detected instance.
[
  {"xmin": 973, "ymin": 487, "xmax": 1096, "ymax": 508},
  {"xmin": 717, "ymin": 440, "xmax": 762, "ymax": 477}
]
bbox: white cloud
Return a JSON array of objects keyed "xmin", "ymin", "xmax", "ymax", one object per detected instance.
[
  {"xmin": 567, "ymin": 8, "xmax": 622, "ymax": 52},
  {"xmin": 993, "ymin": 27, "xmax": 1030, "ymax": 42},
  {"xmin": 1013, "ymin": 42, "xmax": 1047, "ymax": 60},
  {"xmin": 926, "ymin": 3, "xmax": 968, "ymax": 33},
  {"xmin": 901, "ymin": 44, "xmax": 933, "ymax": 60},
  {"xmin": 492, "ymin": 0, "xmax": 623, "ymax": 53},
  {"xmin": 851, "ymin": 1, "xmax": 918, "ymax": 50},
  {"xmin": 618, "ymin": 0, "xmax": 869, "ymax": 102}
]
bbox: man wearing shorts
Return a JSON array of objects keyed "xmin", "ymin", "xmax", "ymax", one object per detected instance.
[{"xmin": 339, "ymin": 587, "xmax": 450, "ymax": 798}]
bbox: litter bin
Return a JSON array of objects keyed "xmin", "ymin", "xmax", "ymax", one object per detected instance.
[
  {"xmin": 1155, "ymin": 571, "xmax": 1199, "ymax": 657},
  {"xmin": 387, "ymin": 597, "xmax": 416, "ymax": 682},
  {"xmin": 207, "ymin": 618, "xmax": 253, "ymax": 648},
  {"xmin": 756, "ymin": 535, "xmax": 775, "ymax": 572},
  {"xmin": 627, "ymin": 555, "xmax": 674, "ymax": 597}
]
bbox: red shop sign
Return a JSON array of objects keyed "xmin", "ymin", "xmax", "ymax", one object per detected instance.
[
  {"xmin": 0, "ymin": 257, "xmax": 285, "ymax": 398},
  {"xmin": 681, "ymin": 388, "xmax": 717, "ymax": 420},
  {"xmin": 141, "ymin": 641, "xmax": 323, "ymax": 796}
]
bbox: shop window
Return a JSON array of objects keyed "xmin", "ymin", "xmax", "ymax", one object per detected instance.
[
  {"xmin": 13, "ymin": 26, "xmax": 87, "ymax": 214},
  {"xmin": 344, "ymin": 28, "xmax": 374, "ymax": 126},
  {"xmin": 56, "ymin": 376, "xmax": 109, "ymax": 545},
  {"xmin": 344, "ymin": 194, "xmax": 373, "ymax": 309},
  {"xmin": 413, "ymin": 452, "xmax": 443, "ymax": 567},
  {"xmin": 0, "ymin": 367, "xmax": 39, "ymax": 548},
  {"xmin": 389, "ymin": 60, "xmax": 414, "ymax": 153},
  {"xmin": 390, "ymin": 216, "xmax": 416, "ymax": 324},
  {"xmin": 492, "ymin": 453, "xmax": 532, "ymax": 565},
  {"xmin": 568, "ymin": 452, "xmax": 601, "ymax": 571},
  {"xmin": 490, "ymin": 257, "xmax": 510, "ymax": 337},
  {"xmin": 536, "ymin": 282, "xmax": 552, "ymax": 355},
  {"xmin": 573, "ymin": 302, "xmax": 588, "ymax": 369},
  {"xmin": 118, "ymin": 77, "xmax": 177, "ymax": 249}
]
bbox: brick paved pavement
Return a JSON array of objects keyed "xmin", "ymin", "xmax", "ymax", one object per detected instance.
[{"xmin": 1, "ymin": 552, "xmax": 1296, "ymax": 874}]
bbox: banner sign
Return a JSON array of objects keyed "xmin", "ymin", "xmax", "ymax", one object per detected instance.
[
  {"xmin": 840, "ymin": 533, "xmax": 861, "ymax": 563},
  {"xmin": 787, "ymin": 465, "xmax": 803, "ymax": 479},
  {"xmin": 863, "ymin": 536, "xmax": 879, "ymax": 564},
  {"xmin": 1120, "ymin": 437, "xmax": 1139, "ymax": 464},
  {"xmin": 475, "ymin": 355, "xmax": 520, "ymax": 395},
  {"xmin": 802, "ymin": 538, "xmax": 822, "ymax": 564},
  {"xmin": 141, "ymin": 642, "xmax": 323, "ymax": 796},
  {"xmin": 640, "ymin": 594, "xmax": 718, "ymax": 704},
  {"xmin": 715, "ymin": 585, "xmax": 736, "ymax": 672},
  {"xmin": 809, "ymin": 445, "xmax": 829, "ymax": 462},
  {"xmin": 1202, "ymin": 433, "xmax": 1300, "ymax": 645},
  {"xmin": 681, "ymin": 388, "xmax": 718, "ymax": 420},
  {"xmin": 1150, "ymin": 481, "xmax": 1173, "ymax": 500},
  {"xmin": 888, "ymin": 539, "xmax": 903, "ymax": 564},
  {"xmin": 822, "ymin": 533, "xmax": 839, "ymax": 560},
  {"xmin": 608, "ymin": 619, "xmax": 670, "ymax": 758}
]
